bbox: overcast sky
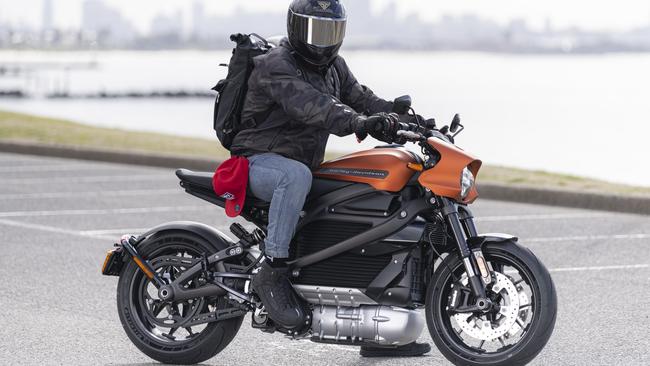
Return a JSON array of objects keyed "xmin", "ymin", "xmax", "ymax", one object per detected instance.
[{"xmin": 1, "ymin": 0, "xmax": 649, "ymax": 32}]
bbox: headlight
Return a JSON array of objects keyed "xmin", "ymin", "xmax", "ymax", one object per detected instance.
[{"xmin": 460, "ymin": 167, "xmax": 475, "ymax": 199}]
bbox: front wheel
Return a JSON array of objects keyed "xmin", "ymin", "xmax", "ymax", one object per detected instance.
[
  {"xmin": 116, "ymin": 232, "xmax": 244, "ymax": 364},
  {"xmin": 426, "ymin": 241, "xmax": 557, "ymax": 366}
]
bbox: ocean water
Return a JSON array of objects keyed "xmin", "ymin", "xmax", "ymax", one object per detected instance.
[{"xmin": 0, "ymin": 50, "xmax": 648, "ymax": 187}]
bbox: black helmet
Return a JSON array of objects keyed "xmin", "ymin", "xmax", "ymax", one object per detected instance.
[{"xmin": 287, "ymin": 0, "xmax": 347, "ymax": 66}]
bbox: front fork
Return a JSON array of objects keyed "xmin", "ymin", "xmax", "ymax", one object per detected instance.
[{"xmin": 440, "ymin": 198, "xmax": 493, "ymax": 305}]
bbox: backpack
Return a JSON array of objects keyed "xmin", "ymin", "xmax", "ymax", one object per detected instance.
[{"xmin": 212, "ymin": 33, "xmax": 273, "ymax": 150}]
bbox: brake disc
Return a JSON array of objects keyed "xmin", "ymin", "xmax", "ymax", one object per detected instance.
[{"xmin": 452, "ymin": 272, "xmax": 528, "ymax": 341}]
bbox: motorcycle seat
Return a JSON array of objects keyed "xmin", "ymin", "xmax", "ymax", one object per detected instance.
[{"xmin": 176, "ymin": 169, "xmax": 352, "ymax": 209}]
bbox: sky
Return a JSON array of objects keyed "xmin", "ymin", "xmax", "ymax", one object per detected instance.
[{"xmin": 1, "ymin": 0, "xmax": 649, "ymax": 33}]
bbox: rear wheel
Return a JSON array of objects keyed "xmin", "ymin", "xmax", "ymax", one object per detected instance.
[
  {"xmin": 426, "ymin": 241, "xmax": 557, "ymax": 366},
  {"xmin": 117, "ymin": 232, "xmax": 244, "ymax": 364}
]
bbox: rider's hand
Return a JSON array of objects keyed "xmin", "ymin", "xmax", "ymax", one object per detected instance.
[{"xmin": 354, "ymin": 112, "xmax": 397, "ymax": 142}]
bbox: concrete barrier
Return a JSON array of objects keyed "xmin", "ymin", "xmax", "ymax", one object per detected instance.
[{"xmin": 1, "ymin": 140, "xmax": 648, "ymax": 215}]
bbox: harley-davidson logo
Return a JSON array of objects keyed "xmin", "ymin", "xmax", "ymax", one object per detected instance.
[
  {"xmin": 317, "ymin": 1, "xmax": 331, "ymax": 10},
  {"xmin": 221, "ymin": 192, "xmax": 235, "ymax": 201}
]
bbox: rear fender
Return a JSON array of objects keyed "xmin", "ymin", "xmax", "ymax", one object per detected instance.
[
  {"xmin": 103, "ymin": 221, "xmax": 235, "ymax": 277},
  {"xmin": 107, "ymin": 221, "xmax": 238, "ymax": 278},
  {"xmin": 134, "ymin": 221, "xmax": 235, "ymax": 251}
]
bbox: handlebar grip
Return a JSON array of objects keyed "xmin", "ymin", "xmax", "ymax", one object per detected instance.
[{"xmin": 396, "ymin": 130, "xmax": 423, "ymax": 141}]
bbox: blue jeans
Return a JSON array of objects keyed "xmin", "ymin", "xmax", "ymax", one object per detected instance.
[{"xmin": 248, "ymin": 153, "xmax": 312, "ymax": 258}]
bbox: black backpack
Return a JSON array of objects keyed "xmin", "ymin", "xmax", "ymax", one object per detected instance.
[{"xmin": 213, "ymin": 33, "xmax": 273, "ymax": 150}]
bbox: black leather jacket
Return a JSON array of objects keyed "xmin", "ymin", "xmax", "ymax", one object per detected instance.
[{"xmin": 230, "ymin": 39, "xmax": 393, "ymax": 169}]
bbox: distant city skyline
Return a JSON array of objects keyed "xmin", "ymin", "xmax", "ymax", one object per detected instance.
[
  {"xmin": 2, "ymin": 0, "xmax": 650, "ymax": 33},
  {"xmin": 2, "ymin": 0, "xmax": 650, "ymax": 53}
]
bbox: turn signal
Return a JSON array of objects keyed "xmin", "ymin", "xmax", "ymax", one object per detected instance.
[
  {"xmin": 407, "ymin": 163, "xmax": 424, "ymax": 172},
  {"xmin": 133, "ymin": 257, "xmax": 155, "ymax": 280}
]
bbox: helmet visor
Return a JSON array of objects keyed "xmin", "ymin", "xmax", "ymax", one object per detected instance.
[{"xmin": 289, "ymin": 11, "xmax": 346, "ymax": 47}]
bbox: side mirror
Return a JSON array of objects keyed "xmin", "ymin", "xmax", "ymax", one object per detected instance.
[
  {"xmin": 450, "ymin": 114, "xmax": 461, "ymax": 133},
  {"xmin": 393, "ymin": 95, "xmax": 412, "ymax": 115}
]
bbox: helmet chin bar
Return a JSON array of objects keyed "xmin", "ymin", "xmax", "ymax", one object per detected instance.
[{"xmin": 291, "ymin": 39, "xmax": 343, "ymax": 66}]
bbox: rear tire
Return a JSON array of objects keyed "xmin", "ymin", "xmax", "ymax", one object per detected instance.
[
  {"xmin": 426, "ymin": 241, "xmax": 557, "ymax": 366},
  {"xmin": 116, "ymin": 231, "xmax": 244, "ymax": 365}
]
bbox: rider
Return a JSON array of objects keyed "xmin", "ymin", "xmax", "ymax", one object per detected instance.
[{"xmin": 231, "ymin": 0, "xmax": 430, "ymax": 357}]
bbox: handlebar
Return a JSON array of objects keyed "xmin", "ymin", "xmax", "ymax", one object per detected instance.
[
  {"xmin": 395, "ymin": 129, "xmax": 424, "ymax": 141},
  {"xmin": 394, "ymin": 120, "xmax": 453, "ymax": 144}
]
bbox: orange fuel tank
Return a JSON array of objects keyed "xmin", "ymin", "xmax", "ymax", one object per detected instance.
[{"xmin": 314, "ymin": 147, "xmax": 417, "ymax": 192}]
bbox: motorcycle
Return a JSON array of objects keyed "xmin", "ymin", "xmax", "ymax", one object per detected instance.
[{"xmin": 102, "ymin": 100, "xmax": 557, "ymax": 366}]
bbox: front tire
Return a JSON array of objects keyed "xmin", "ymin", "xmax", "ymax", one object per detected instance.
[
  {"xmin": 116, "ymin": 231, "xmax": 244, "ymax": 365},
  {"xmin": 426, "ymin": 241, "xmax": 557, "ymax": 366}
]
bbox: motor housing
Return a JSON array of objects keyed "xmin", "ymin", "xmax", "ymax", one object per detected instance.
[{"xmin": 310, "ymin": 305, "xmax": 424, "ymax": 346}]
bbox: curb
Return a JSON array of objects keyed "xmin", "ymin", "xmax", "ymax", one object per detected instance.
[
  {"xmin": 0, "ymin": 140, "xmax": 219, "ymax": 171},
  {"xmin": 1, "ymin": 140, "xmax": 648, "ymax": 215},
  {"xmin": 477, "ymin": 183, "xmax": 649, "ymax": 216}
]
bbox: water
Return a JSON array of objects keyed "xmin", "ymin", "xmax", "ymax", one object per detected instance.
[{"xmin": 0, "ymin": 50, "xmax": 649, "ymax": 187}]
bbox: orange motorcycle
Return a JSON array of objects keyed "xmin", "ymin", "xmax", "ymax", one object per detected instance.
[{"xmin": 102, "ymin": 105, "xmax": 557, "ymax": 366}]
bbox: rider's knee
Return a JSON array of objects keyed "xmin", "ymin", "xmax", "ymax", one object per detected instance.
[{"xmin": 281, "ymin": 161, "xmax": 312, "ymax": 196}]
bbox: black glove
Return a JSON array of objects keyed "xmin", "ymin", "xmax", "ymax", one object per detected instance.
[{"xmin": 354, "ymin": 112, "xmax": 399, "ymax": 143}]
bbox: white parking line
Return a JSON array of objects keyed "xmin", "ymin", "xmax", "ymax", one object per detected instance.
[
  {"xmin": 0, "ymin": 174, "xmax": 173, "ymax": 184},
  {"xmin": 0, "ymin": 218, "xmax": 115, "ymax": 240},
  {"xmin": 549, "ymin": 264, "xmax": 650, "ymax": 272},
  {"xmin": 0, "ymin": 206, "xmax": 210, "ymax": 218},
  {"xmin": 1, "ymin": 218, "xmax": 648, "ymax": 275},
  {"xmin": 476, "ymin": 212, "xmax": 612, "ymax": 222},
  {"xmin": 80, "ymin": 225, "xmax": 236, "ymax": 238},
  {"xmin": 0, "ymin": 164, "xmax": 128, "ymax": 172},
  {"xmin": 0, "ymin": 189, "xmax": 180, "ymax": 200},
  {"xmin": 79, "ymin": 228, "xmax": 150, "ymax": 236},
  {"xmin": 526, "ymin": 234, "xmax": 650, "ymax": 243}
]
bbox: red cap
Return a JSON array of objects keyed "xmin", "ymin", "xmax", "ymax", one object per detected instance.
[{"xmin": 212, "ymin": 156, "xmax": 249, "ymax": 218}]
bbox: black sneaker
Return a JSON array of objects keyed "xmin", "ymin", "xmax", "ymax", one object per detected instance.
[
  {"xmin": 251, "ymin": 261, "xmax": 307, "ymax": 330},
  {"xmin": 360, "ymin": 342, "xmax": 431, "ymax": 357}
]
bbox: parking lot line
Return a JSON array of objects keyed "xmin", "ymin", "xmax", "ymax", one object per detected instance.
[
  {"xmin": 476, "ymin": 212, "xmax": 613, "ymax": 222},
  {"xmin": 0, "ymin": 206, "xmax": 210, "ymax": 217},
  {"xmin": 526, "ymin": 234, "xmax": 650, "ymax": 242},
  {"xmin": 0, "ymin": 218, "xmax": 114, "ymax": 240},
  {"xmin": 0, "ymin": 189, "xmax": 180, "ymax": 200},
  {"xmin": 0, "ymin": 164, "xmax": 127, "ymax": 172},
  {"xmin": 549, "ymin": 264, "xmax": 649, "ymax": 272},
  {"xmin": 79, "ymin": 228, "xmax": 150, "ymax": 236},
  {"xmin": 0, "ymin": 174, "xmax": 172, "ymax": 184},
  {"xmin": 2, "ymin": 215, "xmax": 647, "ymax": 274}
]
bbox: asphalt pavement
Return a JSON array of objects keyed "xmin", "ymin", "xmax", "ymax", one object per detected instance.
[{"xmin": 0, "ymin": 152, "xmax": 648, "ymax": 366}]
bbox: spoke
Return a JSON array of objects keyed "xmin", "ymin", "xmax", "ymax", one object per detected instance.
[
  {"xmin": 151, "ymin": 301, "xmax": 166, "ymax": 317},
  {"xmin": 169, "ymin": 303, "xmax": 180, "ymax": 316},
  {"xmin": 143, "ymin": 290, "xmax": 154, "ymax": 301},
  {"xmin": 519, "ymin": 304, "xmax": 532, "ymax": 310},
  {"xmin": 163, "ymin": 327, "xmax": 178, "ymax": 340},
  {"xmin": 478, "ymin": 340, "xmax": 486, "ymax": 350},
  {"xmin": 185, "ymin": 327, "xmax": 196, "ymax": 337},
  {"xmin": 516, "ymin": 318, "xmax": 525, "ymax": 328},
  {"xmin": 498, "ymin": 336, "xmax": 506, "ymax": 347},
  {"xmin": 514, "ymin": 278, "xmax": 525, "ymax": 286}
]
